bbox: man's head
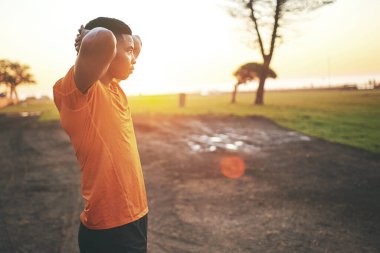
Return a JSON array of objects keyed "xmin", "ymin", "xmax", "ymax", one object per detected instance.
[
  {"xmin": 84, "ymin": 17, "xmax": 132, "ymax": 37},
  {"xmin": 85, "ymin": 17, "xmax": 136, "ymax": 80}
]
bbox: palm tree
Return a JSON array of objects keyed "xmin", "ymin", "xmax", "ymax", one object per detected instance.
[
  {"xmin": 232, "ymin": 62, "xmax": 277, "ymax": 103},
  {"xmin": 0, "ymin": 59, "xmax": 36, "ymax": 104}
]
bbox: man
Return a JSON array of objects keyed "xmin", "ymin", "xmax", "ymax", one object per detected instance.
[{"xmin": 53, "ymin": 17, "xmax": 148, "ymax": 253}]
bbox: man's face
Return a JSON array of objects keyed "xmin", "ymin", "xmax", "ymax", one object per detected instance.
[{"xmin": 107, "ymin": 34, "xmax": 136, "ymax": 80}]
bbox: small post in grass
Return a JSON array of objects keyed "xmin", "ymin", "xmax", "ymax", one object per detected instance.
[{"xmin": 179, "ymin": 93, "xmax": 186, "ymax": 108}]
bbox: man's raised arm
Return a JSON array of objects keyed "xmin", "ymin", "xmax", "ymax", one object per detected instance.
[{"xmin": 74, "ymin": 27, "xmax": 116, "ymax": 94}]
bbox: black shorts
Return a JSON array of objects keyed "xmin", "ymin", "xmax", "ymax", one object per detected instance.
[{"xmin": 78, "ymin": 214, "xmax": 148, "ymax": 253}]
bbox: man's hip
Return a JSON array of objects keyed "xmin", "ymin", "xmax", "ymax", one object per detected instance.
[{"xmin": 78, "ymin": 214, "xmax": 148, "ymax": 253}]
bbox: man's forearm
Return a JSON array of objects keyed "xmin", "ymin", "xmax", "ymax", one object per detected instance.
[{"xmin": 74, "ymin": 27, "xmax": 117, "ymax": 93}]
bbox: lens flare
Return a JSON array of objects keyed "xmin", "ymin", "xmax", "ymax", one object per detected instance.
[{"xmin": 220, "ymin": 156, "xmax": 245, "ymax": 179}]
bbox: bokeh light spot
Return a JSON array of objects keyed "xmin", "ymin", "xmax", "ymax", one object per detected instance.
[{"xmin": 220, "ymin": 156, "xmax": 245, "ymax": 179}]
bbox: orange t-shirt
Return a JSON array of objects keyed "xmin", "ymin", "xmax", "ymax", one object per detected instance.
[{"xmin": 53, "ymin": 66, "xmax": 148, "ymax": 229}]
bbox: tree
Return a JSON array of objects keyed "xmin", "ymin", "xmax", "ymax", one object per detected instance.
[
  {"xmin": 0, "ymin": 59, "xmax": 36, "ymax": 104},
  {"xmin": 232, "ymin": 62, "xmax": 277, "ymax": 103},
  {"xmin": 228, "ymin": 0, "xmax": 335, "ymax": 105}
]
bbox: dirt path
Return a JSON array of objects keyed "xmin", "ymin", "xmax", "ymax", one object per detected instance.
[
  {"xmin": 0, "ymin": 114, "xmax": 82, "ymax": 253},
  {"xmin": 0, "ymin": 114, "xmax": 379, "ymax": 252}
]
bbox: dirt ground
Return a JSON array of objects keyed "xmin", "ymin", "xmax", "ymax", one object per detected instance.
[{"xmin": 0, "ymin": 113, "xmax": 379, "ymax": 253}]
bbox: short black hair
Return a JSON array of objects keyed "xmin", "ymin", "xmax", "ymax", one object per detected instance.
[{"xmin": 85, "ymin": 17, "xmax": 132, "ymax": 36}]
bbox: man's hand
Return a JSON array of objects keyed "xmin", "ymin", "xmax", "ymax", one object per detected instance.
[
  {"xmin": 132, "ymin": 35, "xmax": 142, "ymax": 59},
  {"xmin": 75, "ymin": 25, "xmax": 89, "ymax": 54}
]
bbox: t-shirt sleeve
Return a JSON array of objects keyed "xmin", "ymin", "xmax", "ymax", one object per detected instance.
[{"xmin": 53, "ymin": 66, "xmax": 97, "ymax": 111}]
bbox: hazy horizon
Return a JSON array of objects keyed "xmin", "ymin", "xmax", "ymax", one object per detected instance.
[
  {"xmin": 0, "ymin": 0, "xmax": 379, "ymax": 99},
  {"xmin": 9, "ymin": 72, "xmax": 379, "ymax": 100}
]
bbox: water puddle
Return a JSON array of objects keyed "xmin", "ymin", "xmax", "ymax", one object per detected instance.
[
  {"xmin": 186, "ymin": 130, "xmax": 311, "ymax": 153},
  {"xmin": 20, "ymin": 112, "xmax": 41, "ymax": 117},
  {"xmin": 186, "ymin": 133, "xmax": 260, "ymax": 153},
  {"xmin": 0, "ymin": 111, "xmax": 42, "ymax": 117}
]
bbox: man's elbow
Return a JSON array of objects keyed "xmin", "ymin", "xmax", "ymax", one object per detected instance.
[{"xmin": 80, "ymin": 28, "xmax": 116, "ymax": 56}]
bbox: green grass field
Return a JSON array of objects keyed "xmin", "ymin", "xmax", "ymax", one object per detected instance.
[{"xmin": 1, "ymin": 89, "xmax": 379, "ymax": 153}]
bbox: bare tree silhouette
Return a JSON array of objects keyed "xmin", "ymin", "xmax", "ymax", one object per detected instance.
[
  {"xmin": 232, "ymin": 62, "xmax": 277, "ymax": 103},
  {"xmin": 0, "ymin": 59, "xmax": 36, "ymax": 104},
  {"xmin": 228, "ymin": 0, "xmax": 335, "ymax": 105}
]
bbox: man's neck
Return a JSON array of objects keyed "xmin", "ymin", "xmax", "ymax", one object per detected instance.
[{"xmin": 99, "ymin": 74, "xmax": 113, "ymax": 86}]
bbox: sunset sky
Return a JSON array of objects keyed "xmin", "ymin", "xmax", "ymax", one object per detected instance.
[{"xmin": 0, "ymin": 0, "xmax": 379, "ymax": 97}]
